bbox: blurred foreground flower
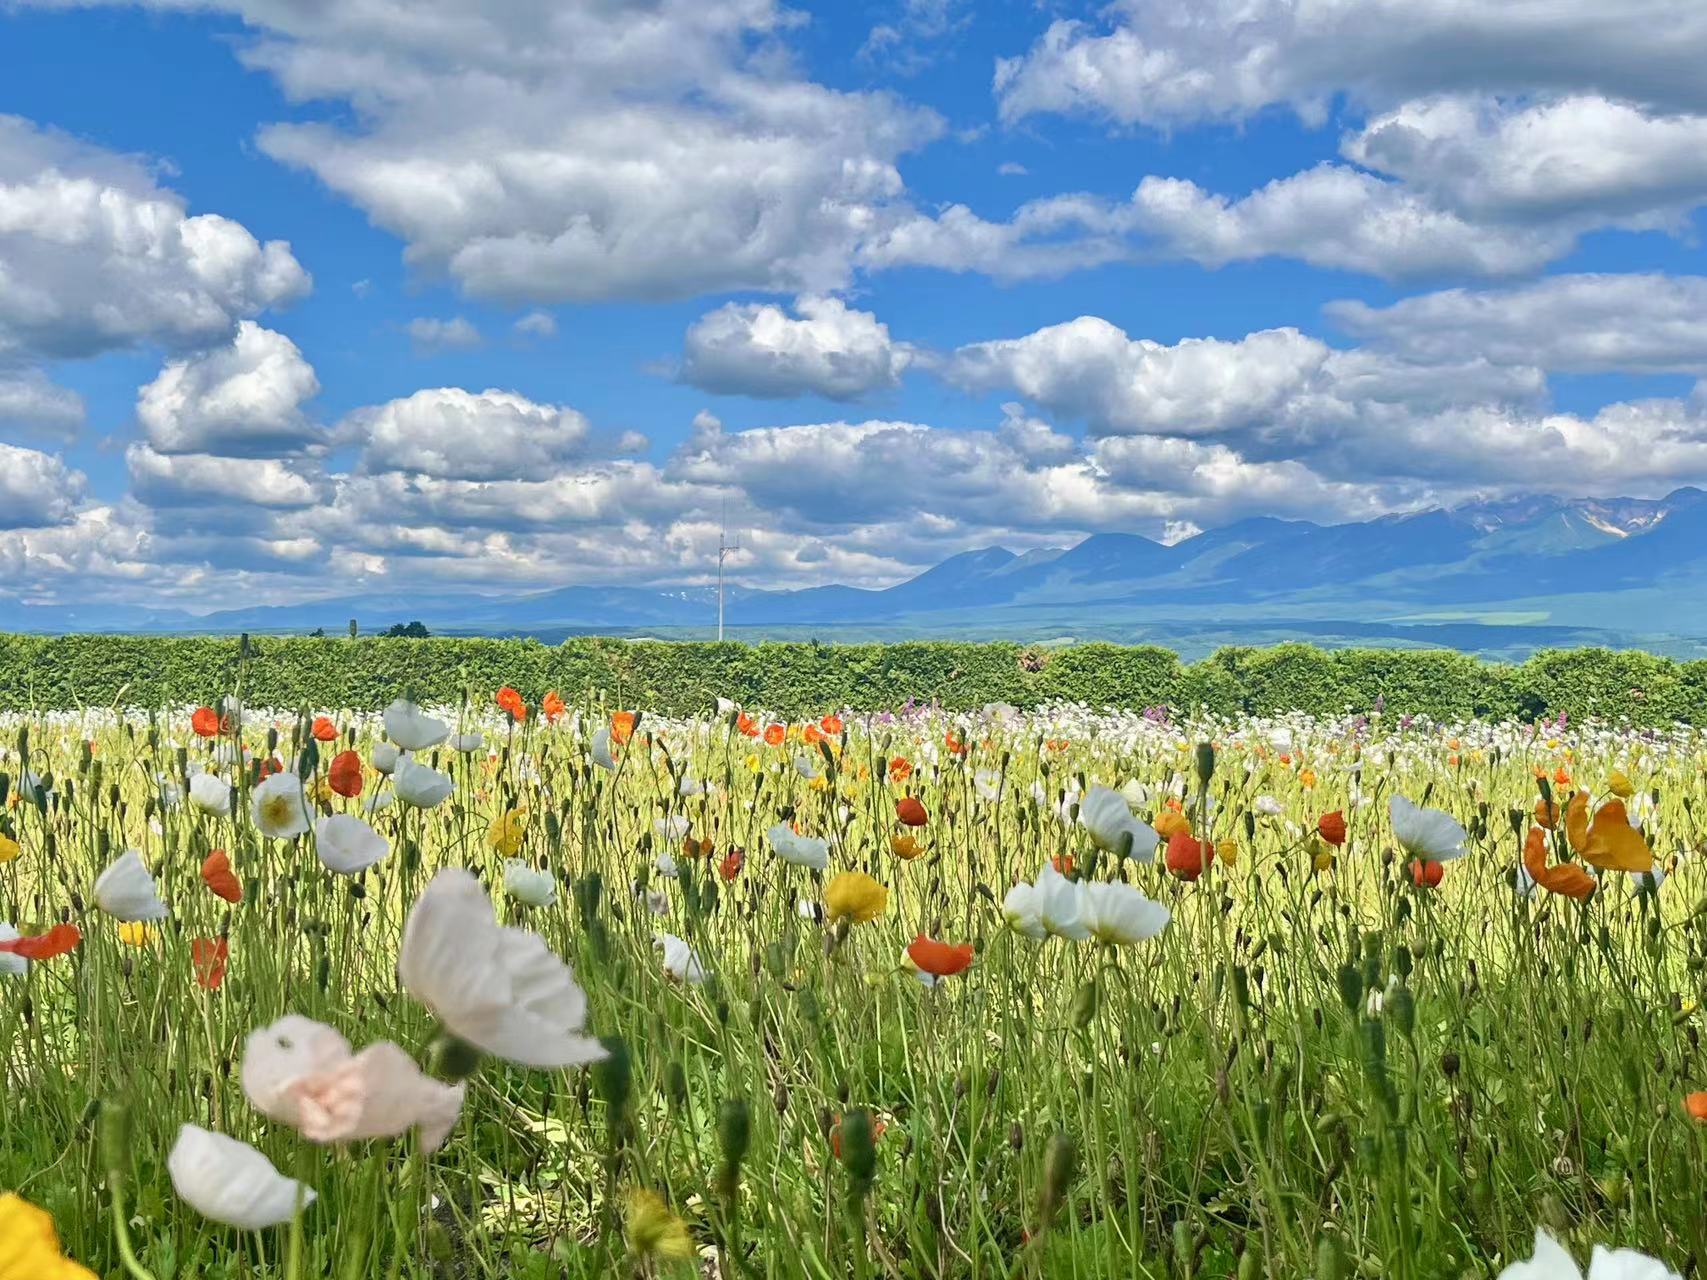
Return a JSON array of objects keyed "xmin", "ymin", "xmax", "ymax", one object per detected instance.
[
  {"xmin": 0, "ymin": 1191, "xmax": 96, "ymax": 1279},
  {"xmin": 168, "ymin": 1124, "xmax": 314, "ymax": 1229},
  {"xmin": 1495, "ymin": 1227, "xmax": 1679, "ymax": 1279}
]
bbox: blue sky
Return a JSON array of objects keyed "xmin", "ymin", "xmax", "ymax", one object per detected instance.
[{"xmin": 3, "ymin": 0, "xmax": 1707, "ymax": 609}]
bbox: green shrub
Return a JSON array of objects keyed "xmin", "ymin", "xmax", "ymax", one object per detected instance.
[{"xmin": 0, "ymin": 634, "xmax": 1699, "ymax": 725}]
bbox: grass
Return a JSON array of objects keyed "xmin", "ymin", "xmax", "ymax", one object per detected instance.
[{"xmin": 1, "ymin": 692, "xmax": 1705, "ymax": 1279}]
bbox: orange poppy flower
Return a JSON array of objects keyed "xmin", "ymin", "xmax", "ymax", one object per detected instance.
[
  {"xmin": 192, "ymin": 937, "xmax": 229, "ymax": 991},
  {"xmin": 944, "ymin": 732, "xmax": 967, "ymax": 755},
  {"xmin": 682, "ymin": 836, "xmax": 715, "ymax": 859},
  {"xmin": 762, "ymin": 723, "xmax": 785, "ymax": 747},
  {"xmin": 1050, "ymin": 853, "xmax": 1074, "ymax": 876},
  {"xmin": 737, "ymin": 712, "xmax": 759, "ymax": 737},
  {"xmin": 718, "ymin": 848, "xmax": 745, "ymax": 881},
  {"xmin": 1409, "ymin": 859, "xmax": 1444, "ymax": 888},
  {"xmin": 890, "ymin": 834, "xmax": 924, "ymax": 860},
  {"xmin": 1522, "ymin": 827, "xmax": 1595, "ymax": 901},
  {"xmin": 0, "ymin": 922, "xmax": 80, "ymax": 961},
  {"xmin": 908, "ymin": 934, "xmax": 974, "ymax": 977},
  {"xmin": 201, "ymin": 849, "xmax": 243, "ymax": 903},
  {"xmin": 895, "ymin": 796, "xmax": 927, "ymax": 827},
  {"xmin": 191, "ymin": 706, "xmax": 220, "ymax": 738},
  {"xmin": 496, "ymin": 686, "xmax": 528, "ymax": 722},
  {"xmin": 610, "ymin": 710, "xmax": 637, "ymax": 744},
  {"xmin": 1684, "ymin": 1091, "xmax": 1707, "ymax": 1122},
  {"xmin": 820, "ymin": 714, "xmax": 844, "ymax": 735},
  {"xmin": 311, "ymin": 716, "xmax": 338, "ymax": 742},
  {"xmin": 1317, "ymin": 811, "xmax": 1347, "ymax": 847},
  {"xmin": 1533, "ymin": 795, "xmax": 1559, "ymax": 830},
  {"xmin": 541, "ymin": 690, "xmax": 566, "ymax": 722},
  {"xmin": 1553, "ymin": 767, "xmax": 1571, "ymax": 787},
  {"xmin": 888, "ymin": 757, "xmax": 912, "ymax": 782},
  {"xmin": 802, "ymin": 724, "xmax": 824, "ymax": 745},
  {"xmin": 1165, "ymin": 831, "xmax": 1212, "ymax": 881},
  {"xmin": 328, "ymin": 749, "xmax": 363, "ymax": 798},
  {"xmin": 256, "ymin": 756, "xmax": 284, "ymax": 780},
  {"xmin": 1153, "ymin": 809, "xmax": 1191, "ymax": 840}
]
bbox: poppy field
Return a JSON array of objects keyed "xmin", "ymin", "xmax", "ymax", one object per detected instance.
[{"xmin": 2, "ymin": 689, "xmax": 1706, "ymax": 1279}]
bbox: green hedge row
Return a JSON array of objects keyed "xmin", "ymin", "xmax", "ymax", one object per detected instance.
[{"xmin": 0, "ymin": 635, "xmax": 1701, "ymax": 724}]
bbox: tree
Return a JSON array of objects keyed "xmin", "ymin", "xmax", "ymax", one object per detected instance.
[{"xmin": 383, "ymin": 620, "xmax": 431, "ymax": 638}]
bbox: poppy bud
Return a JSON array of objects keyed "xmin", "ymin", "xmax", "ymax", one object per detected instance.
[
  {"xmin": 593, "ymin": 1036, "xmax": 632, "ymax": 1125},
  {"xmin": 1039, "ymin": 1132, "xmax": 1076, "ymax": 1229},
  {"xmin": 1336, "ymin": 962, "xmax": 1362, "ymax": 1013},
  {"xmin": 1072, "ymin": 979, "xmax": 1099, "ymax": 1030},
  {"xmin": 838, "ymin": 1108, "xmax": 878, "ymax": 1193},
  {"xmin": 100, "ymin": 1100, "xmax": 130, "ymax": 1180},
  {"xmin": 718, "ymin": 1098, "xmax": 750, "ymax": 1179}
]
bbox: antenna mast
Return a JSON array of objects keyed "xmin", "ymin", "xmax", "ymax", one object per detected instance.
[{"xmin": 716, "ymin": 507, "xmax": 741, "ymax": 641}]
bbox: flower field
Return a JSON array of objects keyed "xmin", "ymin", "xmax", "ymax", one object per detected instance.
[{"xmin": 2, "ymin": 688, "xmax": 1705, "ymax": 1279}]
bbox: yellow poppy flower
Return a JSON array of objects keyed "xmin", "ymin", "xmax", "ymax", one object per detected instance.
[
  {"xmin": 1565, "ymin": 792, "xmax": 1652, "ymax": 874},
  {"xmin": 1313, "ymin": 848, "xmax": 1335, "ymax": 873},
  {"xmin": 1153, "ymin": 810, "xmax": 1191, "ymax": 839},
  {"xmin": 890, "ymin": 834, "xmax": 924, "ymax": 861},
  {"xmin": 1215, "ymin": 839, "xmax": 1239, "ymax": 867},
  {"xmin": 743, "ymin": 753, "xmax": 761, "ymax": 773},
  {"xmin": 623, "ymin": 1188, "xmax": 693, "ymax": 1262},
  {"xmin": 486, "ymin": 808, "xmax": 529, "ymax": 857},
  {"xmin": 824, "ymin": 871, "xmax": 889, "ymax": 924},
  {"xmin": 117, "ymin": 922, "xmax": 157, "ymax": 947},
  {"xmin": 1607, "ymin": 769, "xmax": 1635, "ymax": 799},
  {"xmin": 0, "ymin": 833, "xmax": 19, "ymax": 864},
  {"xmin": 0, "ymin": 1192, "xmax": 97, "ymax": 1279}
]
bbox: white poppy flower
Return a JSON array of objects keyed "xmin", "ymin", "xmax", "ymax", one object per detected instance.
[
  {"xmin": 314, "ymin": 815, "xmax": 389, "ymax": 876},
  {"xmin": 590, "ymin": 728, "xmax": 617, "ymax": 771},
  {"xmin": 1496, "ymin": 1227, "xmax": 1680, "ymax": 1280},
  {"xmin": 168, "ymin": 1124, "xmax": 314, "ymax": 1229},
  {"xmin": 451, "ymin": 732, "xmax": 484, "ymax": 753},
  {"xmin": 241, "ymin": 1015, "xmax": 465, "ymax": 1154},
  {"xmin": 503, "ymin": 859, "xmax": 557, "ymax": 907},
  {"xmin": 382, "ymin": 699, "xmax": 449, "ymax": 752},
  {"xmin": 251, "ymin": 772, "xmax": 310, "ymax": 840},
  {"xmin": 767, "ymin": 823, "xmax": 829, "ymax": 870},
  {"xmin": 1035, "ymin": 864, "xmax": 1089, "ymax": 941},
  {"xmin": 653, "ymin": 853, "xmax": 678, "ymax": 878},
  {"xmin": 400, "ymin": 869, "xmax": 607, "ymax": 1068},
  {"xmin": 157, "ymin": 777, "xmax": 184, "ymax": 810},
  {"xmin": 793, "ymin": 752, "xmax": 821, "ymax": 780},
  {"xmin": 1079, "ymin": 785, "xmax": 1159, "ymax": 861},
  {"xmin": 678, "ymin": 776, "xmax": 708, "ymax": 797},
  {"xmin": 1080, "ymin": 881, "xmax": 1170, "ymax": 946},
  {"xmin": 0, "ymin": 924, "xmax": 26, "ymax": 977},
  {"xmin": 213, "ymin": 741, "xmax": 242, "ymax": 768},
  {"xmin": 1001, "ymin": 881, "xmax": 1046, "ymax": 940},
  {"xmin": 1254, "ymin": 794, "xmax": 1284, "ymax": 816},
  {"xmin": 364, "ymin": 790, "xmax": 395, "ymax": 815},
  {"xmin": 393, "ymin": 757, "xmax": 453, "ymax": 809},
  {"xmin": 654, "ymin": 815, "xmax": 689, "ymax": 842},
  {"xmin": 371, "ymin": 742, "xmax": 402, "ymax": 775},
  {"xmin": 189, "ymin": 772, "xmax": 232, "ymax": 816},
  {"xmin": 654, "ymin": 933, "xmax": 709, "ymax": 983},
  {"xmin": 973, "ymin": 770, "xmax": 1002, "ymax": 802},
  {"xmin": 1118, "ymin": 778, "xmax": 1151, "ymax": 808},
  {"xmin": 94, "ymin": 849, "xmax": 167, "ymax": 921},
  {"xmin": 1389, "ymin": 795, "xmax": 1468, "ymax": 862},
  {"xmin": 645, "ymin": 889, "xmax": 671, "ymax": 917}
]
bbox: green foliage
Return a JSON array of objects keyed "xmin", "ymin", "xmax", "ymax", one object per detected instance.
[{"xmin": 0, "ymin": 633, "xmax": 1701, "ymax": 722}]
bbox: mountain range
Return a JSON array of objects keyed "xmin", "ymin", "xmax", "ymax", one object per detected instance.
[{"xmin": 11, "ymin": 489, "xmax": 1707, "ymax": 659}]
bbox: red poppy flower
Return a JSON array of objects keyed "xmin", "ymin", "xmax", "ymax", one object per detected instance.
[
  {"xmin": 944, "ymin": 732, "xmax": 967, "ymax": 756},
  {"xmin": 737, "ymin": 712, "xmax": 759, "ymax": 738},
  {"xmin": 907, "ymin": 934, "xmax": 974, "ymax": 978},
  {"xmin": 896, "ymin": 796, "xmax": 928, "ymax": 827},
  {"xmin": 541, "ymin": 690, "xmax": 566, "ymax": 723},
  {"xmin": 888, "ymin": 758, "xmax": 912, "ymax": 783},
  {"xmin": 311, "ymin": 716, "xmax": 338, "ymax": 742},
  {"xmin": 0, "ymin": 922, "xmax": 80, "ymax": 961},
  {"xmin": 328, "ymin": 749, "xmax": 363, "ymax": 798},
  {"xmin": 191, "ymin": 706, "xmax": 220, "ymax": 738},
  {"xmin": 718, "ymin": 848, "xmax": 746, "ymax": 881},
  {"xmin": 820, "ymin": 714, "xmax": 844, "ymax": 735},
  {"xmin": 201, "ymin": 850, "xmax": 243, "ymax": 903},
  {"xmin": 1317, "ymin": 811, "xmax": 1347, "ymax": 847},
  {"xmin": 192, "ymin": 937, "xmax": 229, "ymax": 991},
  {"xmin": 496, "ymin": 686, "xmax": 528, "ymax": 722},
  {"xmin": 1165, "ymin": 830, "xmax": 1213, "ymax": 881},
  {"xmin": 256, "ymin": 756, "xmax": 284, "ymax": 780},
  {"xmin": 1410, "ymin": 859, "xmax": 1444, "ymax": 888}
]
